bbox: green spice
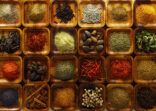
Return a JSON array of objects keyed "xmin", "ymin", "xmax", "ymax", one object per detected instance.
[
  {"xmin": 111, "ymin": 6, "xmax": 128, "ymax": 21},
  {"xmin": 54, "ymin": 31, "xmax": 75, "ymax": 53},
  {"xmin": 109, "ymin": 32, "xmax": 131, "ymax": 52},
  {"xmin": 28, "ymin": 4, "xmax": 46, "ymax": 23},
  {"xmin": 55, "ymin": 61, "xmax": 74, "ymax": 81},
  {"xmin": 108, "ymin": 87, "xmax": 130, "ymax": 109},
  {"xmin": 0, "ymin": 4, "xmax": 18, "ymax": 22},
  {"xmin": 136, "ymin": 30, "xmax": 156, "ymax": 52},
  {"xmin": 137, "ymin": 60, "xmax": 156, "ymax": 80},
  {"xmin": 82, "ymin": 4, "xmax": 102, "ymax": 24}
]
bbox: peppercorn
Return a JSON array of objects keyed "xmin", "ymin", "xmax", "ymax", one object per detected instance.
[
  {"xmin": 55, "ymin": 3, "xmax": 74, "ymax": 23},
  {"xmin": 137, "ymin": 86, "xmax": 156, "ymax": 109}
]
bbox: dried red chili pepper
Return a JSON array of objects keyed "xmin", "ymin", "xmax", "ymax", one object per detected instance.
[
  {"xmin": 27, "ymin": 32, "xmax": 47, "ymax": 51},
  {"xmin": 80, "ymin": 59, "xmax": 102, "ymax": 80},
  {"xmin": 110, "ymin": 59, "xmax": 131, "ymax": 79}
]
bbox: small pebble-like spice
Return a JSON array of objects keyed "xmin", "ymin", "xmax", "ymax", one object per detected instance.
[
  {"xmin": 137, "ymin": 86, "xmax": 156, "ymax": 109},
  {"xmin": 27, "ymin": 31, "xmax": 47, "ymax": 52},
  {"xmin": 25, "ymin": 61, "xmax": 47, "ymax": 81},
  {"xmin": 2, "ymin": 61, "xmax": 19, "ymax": 81},
  {"xmin": 55, "ymin": 3, "xmax": 74, "ymax": 23},
  {"xmin": 54, "ymin": 88, "xmax": 75, "ymax": 108},
  {"xmin": 109, "ymin": 32, "xmax": 131, "ymax": 52},
  {"xmin": 27, "ymin": 4, "xmax": 46, "ymax": 23},
  {"xmin": 80, "ymin": 59, "xmax": 102, "ymax": 81},
  {"xmin": 110, "ymin": 59, "xmax": 131, "ymax": 80},
  {"xmin": 81, "ymin": 30, "xmax": 104, "ymax": 53},
  {"xmin": 0, "ymin": 4, "xmax": 19, "ymax": 23},
  {"xmin": 136, "ymin": 30, "xmax": 156, "ymax": 53},
  {"xmin": 137, "ymin": 60, "xmax": 156, "ymax": 80},
  {"xmin": 55, "ymin": 61, "xmax": 74, "ymax": 81},
  {"xmin": 108, "ymin": 87, "xmax": 130, "ymax": 109},
  {"xmin": 111, "ymin": 6, "xmax": 128, "ymax": 21},
  {"xmin": 82, "ymin": 4, "xmax": 102, "ymax": 24},
  {"xmin": 54, "ymin": 31, "xmax": 75, "ymax": 53},
  {"xmin": 0, "ymin": 31, "xmax": 20, "ymax": 53},
  {"xmin": 26, "ymin": 84, "xmax": 48, "ymax": 109},
  {"xmin": 0, "ymin": 88, "xmax": 18, "ymax": 107},
  {"xmin": 81, "ymin": 87, "xmax": 103, "ymax": 108}
]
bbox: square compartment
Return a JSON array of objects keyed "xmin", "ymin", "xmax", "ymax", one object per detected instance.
[
  {"xmin": 23, "ymin": 83, "xmax": 50, "ymax": 111},
  {"xmin": 134, "ymin": 28, "xmax": 156, "ymax": 55},
  {"xmin": 51, "ymin": 28, "xmax": 77, "ymax": 55},
  {"xmin": 51, "ymin": 83, "xmax": 78, "ymax": 111},
  {"xmin": 50, "ymin": 56, "xmax": 78, "ymax": 82},
  {"xmin": 79, "ymin": 83, "xmax": 105, "ymax": 111},
  {"xmin": 135, "ymin": 84, "xmax": 156, "ymax": 111},
  {"xmin": 134, "ymin": 0, "xmax": 156, "ymax": 27},
  {"xmin": 23, "ymin": 28, "xmax": 50, "ymax": 55},
  {"xmin": 0, "ymin": 84, "xmax": 22, "ymax": 111},
  {"xmin": 106, "ymin": 56, "xmax": 133, "ymax": 83},
  {"xmin": 51, "ymin": 0, "xmax": 78, "ymax": 27},
  {"xmin": 0, "ymin": 56, "xmax": 22, "ymax": 83},
  {"xmin": 23, "ymin": 55, "xmax": 50, "ymax": 83},
  {"xmin": 106, "ymin": 84, "xmax": 133, "ymax": 111},
  {"xmin": 106, "ymin": 28, "xmax": 134, "ymax": 55},
  {"xmin": 134, "ymin": 56, "xmax": 156, "ymax": 83},
  {"xmin": 106, "ymin": 0, "xmax": 133, "ymax": 28},
  {"xmin": 0, "ymin": 0, "xmax": 21, "ymax": 27},
  {"xmin": 78, "ymin": 28, "xmax": 105, "ymax": 56},
  {"xmin": 23, "ymin": 0, "xmax": 49, "ymax": 27},
  {"xmin": 0, "ymin": 28, "xmax": 22, "ymax": 55},
  {"xmin": 78, "ymin": 0, "xmax": 105, "ymax": 28},
  {"xmin": 79, "ymin": 56, "xmax": 106, "ymax": 83}
]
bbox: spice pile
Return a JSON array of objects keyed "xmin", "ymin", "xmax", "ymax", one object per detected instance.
[
  {"xmin": 136, "ymin": 86, "xmax": 156, "ymax": 109},
  {"xmin": 0, "ymin": 88, "xmax": 19, "ymax": 107},
  {"xmin": 81, "ymin": 86, "xmax": 104, "ymax": 109},
  {"xmin": 54, "ymin": 31, "xmax": 75, "ymax": 53},
  {"xmin": 25, "ymin": 84, "xmax": 49, "ymax": 110},
  {"xmin": 109, "ymin": 32, "xmax": 131, "ymax": 52},
  {"xmin": 53, "ymin": 87, "xmax": 75, "ymax": 108},
  {"xmin": 27, "ymin": 31, "xmax": 47, "ymax": 52},
  {"xmin": 27, "ymin": 4, "xmax": 46, "ymax": 23},
  {"xmin": 25, "ymin": 61, "xmax": 48, "ymax": 82},
  {"xmin": 136, "ymin": 30, "xmax": 156, "ymax": 53},
  {"xmin": 136, "ymin": 4, "xmax": 156, "ymax": 25},
  {"xmin": 0, "ymin": 3, "xmax": 19, "ymax": 23},
  {"xmin": 0, "ymin": 31, "xmax": 20, "ymax": 54},
  {"xmin": 137, "ymin": 60, "xmax": 156, "ymax": 81},
  {"xmin": 110, "ymin": 59, "xmax": 132, "ymax": 80},
  {"xmin": 108, "ymin": 87, "xmax": 130, "ymax": 109},
  {"xmin": 82, "ymin": 4, "xmax": 102, "ymax": 24},
  {"xmin": 80, "ymin": 30, "xmax": 104, "ymax": 53},
  {"xmin": 111, "ymin": 6, "xmax": 128, "ymax": 22},
  {"xmin": 55, "ymin": 61, "xmax": 74, "ymax": 81},
  {"xmin": 80, "ymin": 58, "xmax": 102, "ymax": 81},
  {"xmin": 2, "ymin": 61, "xmax": 19, "ymax": 81},
  {"xmin": 55, "ymin": 3, "xmax": 74, "ymax": 23}
]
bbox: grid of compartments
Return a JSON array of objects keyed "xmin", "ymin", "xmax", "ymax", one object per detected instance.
[{"xmin": 0, "ymin": 0, "xmax": 156, "ymax": 111}]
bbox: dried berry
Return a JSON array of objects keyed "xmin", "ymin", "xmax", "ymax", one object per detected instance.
[{"xmin": 25, "ymin": 61, "xmax": 47, "ymax": 81}]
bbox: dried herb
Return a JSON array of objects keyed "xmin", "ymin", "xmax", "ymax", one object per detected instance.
[
  {"xmin": 0, "ymin": 31, "xmax": 20, "ymax": 53},
  {"xmin": 55, "ymin": 61, "xmax": 74, "ymax": 81},
  {"xmin": 137, "ymin": 86, "xmax": 156, "ymax": 109},
  {"xmin": 111, "ymin": 6, "xmax": 128, "ymax": 21},
  {"xmin": 109, "ymin": 32, "xmax": 130, "ymax": 52},
  {"xmin": 25, "ymin": 61, "xmax": 47, "ymax": 81},
  {"xmin": 82, "ymin": 4, "xmax": 102, "ymax": 24},
  {"xmin": 55, "ymin": 3, "xmax": 74, "ymax": 23},
  {"xmin": 136, "ymin": 30, "xmax": 156, "ymax": 52}
]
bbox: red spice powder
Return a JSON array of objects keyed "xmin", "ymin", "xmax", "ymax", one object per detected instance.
[
  {"xmin": 27, "ymin": 32, "xmax": 47, "ymax": 51},
  {"xmin": 80, "ymin": 59, "xmax": 102, "ymax": 80},
  {"xmin": 110, "ymin": 59, "xmax": 131, "ymax": 79}
]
